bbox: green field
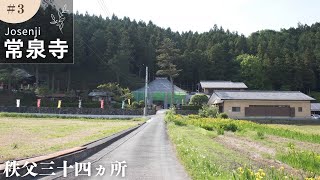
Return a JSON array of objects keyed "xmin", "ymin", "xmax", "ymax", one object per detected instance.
[
  {"xmin": 0, "ymin": 117, "xmax": 143, "ymax": 162},
  {"xmin": 267, "ymin": 124, "xmax": 320, "ymax": 135},
  {"xmin": 166, "ymin": 112, "xmax": 320, "ymax": 180}
]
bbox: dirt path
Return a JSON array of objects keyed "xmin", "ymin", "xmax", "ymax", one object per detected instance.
[{"xmin": 214, "ymin": 133, "xmax": 305, "ymax": 178}]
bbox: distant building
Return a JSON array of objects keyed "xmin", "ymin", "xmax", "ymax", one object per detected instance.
[
  {"xmin": 200, "ymin": 81, "xmax": 248, "ymax": 94},
  {"xmin": 133, "ymin": 77, "xmax": 187, "ymax": 108},
  {"xmin": 311, "ymin": 103, "xmax": 320, "ymax": 114},
  {"xmin": 88, "ymin": 90, "xmax": 112, "ymax": 101},
  {"xmin": 208, "ymin": 90, "xmax": 314, "ymax": 119},
  {"xmin": 0, "ymin": 68, "xmax": 36, "ymax": 90}
]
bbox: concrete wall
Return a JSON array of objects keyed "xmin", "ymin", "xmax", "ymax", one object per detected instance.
[{"xmin": 222, "ymin": 100, "xmax": 311, "ymax": 119}]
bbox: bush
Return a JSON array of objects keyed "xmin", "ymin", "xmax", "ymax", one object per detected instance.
[
  {"xmin": 256, "ymin": 131, "xmax": 265, "ymax": 139},
  {"xmin": 112, "ymin": 102, "xmax": 122, "ymax": 109},
  {"xmin": 187, "ymin": 114, "xmax": 201, "ymax": 119},
  {"xmin": 217, "ymin": 113, "xmax": 228, "ymax": 119},
  {"xmin": 181, "ymin": 105, "xmax": 202, "ymax": 111},
  {"xmin": 189, "ymin": 94, "xmax": 209, "ymax": 105},
  {"xmin": 202, "ymin": 124, "xmax": 214, "ymax": 131},
  {"xmin": 82, "ymin": 102, "xmax": 102, "ymax": 108},
  {"xmin": 165, "ymin": 108, "xmax": 176, "ymax": 122},
  {"xmin": 34, "ymin": 86, "xmax": 51, "ymax": 96},
  {"xmin": 173, "ymin": 119, "xmax": 187, "ymax": 126},
  {"xmin": 131, "ymin": 101, "xmax": 140, "ymax": 109},
  {"xmin": 217, "ymin": 127, "xmax": 224, "ymax": 135},
  {"xmin": 221, "ymin": 123, "xmax": 238, "ymax": 132},
  {"xmin": 138, "ymin": 100, "xmax": 145, "ymax": 107},
  {"xmin": 198, "ymin": 105, "xmax": 219, "ymax": 118}
]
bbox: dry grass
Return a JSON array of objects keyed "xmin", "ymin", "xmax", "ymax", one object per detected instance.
[{"xmin": 0, "ymin": 117, "xmax": 143, "ymax": 162}]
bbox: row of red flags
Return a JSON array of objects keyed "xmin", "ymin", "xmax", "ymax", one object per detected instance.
[{"xmin": 17, "ymin": 99, "xmax": 106, "ymax": 109}]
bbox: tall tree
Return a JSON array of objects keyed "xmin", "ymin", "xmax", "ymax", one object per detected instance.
[
  {"xmin": 236, "ymin": 54, "xmax": 269, "ymax": 89},
  {"xmin": 156, "ymin": 38, "xmax": 181, "ymax": 107}
]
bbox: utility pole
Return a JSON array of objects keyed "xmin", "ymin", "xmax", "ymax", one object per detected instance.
[{"xmin": 144, "ymin": 66, "xmax": 148, "ymax": 116}]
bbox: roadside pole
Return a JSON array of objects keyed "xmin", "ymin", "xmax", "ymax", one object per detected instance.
[{"xmin": 144, "ymin": 66, "xmax": 148, "ymax": 116}]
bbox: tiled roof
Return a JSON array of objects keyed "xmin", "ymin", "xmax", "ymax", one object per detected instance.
[
  {"xmin": 134, "ymin": 77, "xmax": 186, "ymax": 94},
  {"xmin": 212, "ymin": 90, "xmax": 315, "ymax": 101},
  {"xmin": 311, "ymin": 103, "xmax": 320, "ymax": 111},
  {"xmin": 200, "ymin": 81, "xmax": 248, "ymax": 89}
]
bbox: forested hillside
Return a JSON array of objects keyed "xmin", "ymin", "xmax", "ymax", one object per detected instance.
[
  {"xmin": 67, "ymin": 13, "xmax": 320, "ymax": 92},
  {"xmin": 1, "ymin": 12, "xmax": 320, "ymax": 93}
]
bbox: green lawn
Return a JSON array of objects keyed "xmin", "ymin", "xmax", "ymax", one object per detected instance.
[{"xmin": 0, "ymin": 117, "xmax": 143, "ymax": 162}]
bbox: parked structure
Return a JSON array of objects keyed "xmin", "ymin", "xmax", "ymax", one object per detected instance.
[
  {"xmin": 311, "ymin": 103, "xmax": 320, "ymax": 115},
  {"xmin": 133, "ymin": 77, "xmax": 187, "ymax": 108},
  {"xmin": 200, "ymin": 81, "xmax": 247, "ymax": 94},
  {"xmin": 208, "ymin": 90, "xmax": 314, "ymax": 119}
]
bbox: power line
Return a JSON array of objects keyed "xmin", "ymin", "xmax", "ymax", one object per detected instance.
[
  {"xmin": 96, "ymin": 0, "xmax": 108, "ymax": 17},
  {"xmin": 97, "ymin": 0, "xmax": 110, "ymax": 17},
  {"xmin": 100, "ymin": 0, "xmax": 111, "ymax": 16}
]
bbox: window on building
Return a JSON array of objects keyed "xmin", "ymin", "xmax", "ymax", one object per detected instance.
[
  {"xmin": 232, "ymin": 107, "xmax": 241, "ymax": 112},
  {"xmin": 298, "ymin": 107, "xmax": 303, "ymax": 112}
]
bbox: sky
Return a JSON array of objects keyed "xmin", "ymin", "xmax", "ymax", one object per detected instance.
[{"xmin": 74, "ymin": 0, "xmax": 320, "ymax": 36}]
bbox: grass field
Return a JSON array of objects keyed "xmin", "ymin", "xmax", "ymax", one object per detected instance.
[
  {"xmin": 267, "ymin": 124, "xmax": 320, "ymax": 135},
  {"xmin": 0, "ymin": 117, "xmax": 144, "ymax": 162},
  {"xmin": 166, "ymin": 112, "xmax": 320, "ymax": 180}
]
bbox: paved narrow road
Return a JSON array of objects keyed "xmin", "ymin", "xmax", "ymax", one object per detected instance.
[{"xmin": 52, "ymin": 111, "xmax": 190, "ymax": 180}]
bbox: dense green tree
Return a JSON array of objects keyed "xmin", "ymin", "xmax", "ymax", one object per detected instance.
[
  {"xmin": 1, "ymin": 11, "xmax": 320, "ymax": 95},
  {"xmin": 236, "ymin": 54, "xmax": 269, "ymax": 89},
  {"xmin": 156, "ymin": 38, "xmax": 181, "ymax": 106},
  {"xmin": 189, "ymin": 94, "xmax": 209, "ymax": 106}
]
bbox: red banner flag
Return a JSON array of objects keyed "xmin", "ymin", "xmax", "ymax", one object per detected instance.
[
  {"xmin": 100, "ymin": 100, "xmax": 104, "ymax": 109},
  {"xmin": 37, "ymin": 99, "xmax": 41, "ymax": 108}
]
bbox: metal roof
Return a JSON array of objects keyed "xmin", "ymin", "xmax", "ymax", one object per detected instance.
[
  {"xmin": 88, "ymin": 91, "xmax": 110, "ymax": 97},
  {"xmin": 211, "ymin": 90, "xmax": 315, "ymax": 101},
  {"xmin": 311, "ymin": 103, "xmax": 320, "ymax": 111},
  {"xmin": 12, "ymin": 68, "xmax": 34, "ymax": 79},
  {"xmin": 133, "ymin": 77, "xmax": 187, "ymax": 94},
  {"xmin": 200, "ymin": 81, "xmax": 248, "ymax": 89}
]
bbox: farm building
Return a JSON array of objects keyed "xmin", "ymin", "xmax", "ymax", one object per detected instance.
[
  {"xmin": 311, "ymin": 103, "xmax": 320, "ymax": 114},
  {"xmin": 133, "ymin": 77, "xmax": 187, "ymax": 108},
  {"xmin": 200, "ymin": 81, "xmax": 247, "ymax": 94},
  {"xmin": 208, "ymin": 90, "xmax": 314, "ymax": 119}
]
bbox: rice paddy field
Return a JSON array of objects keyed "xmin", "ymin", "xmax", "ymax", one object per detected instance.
[
  {"xmin": 0, "ymin": 115, "xmax": 143, "ymax": 162},
  {"xmin": 165, "ymin": 111, "xmax": 320, "ymax": 180}
]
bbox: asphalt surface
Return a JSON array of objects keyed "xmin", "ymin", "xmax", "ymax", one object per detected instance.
[{"xmin": 48, "ymin": 110, "xmax": 190, "ymax": 180}]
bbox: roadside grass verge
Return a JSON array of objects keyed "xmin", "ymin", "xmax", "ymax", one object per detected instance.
[
  {"xmin": 167, "ymin": 122, "xmax": 296, "ymax": 180},
  {"xmin": 167, "ymin": 122, "xmax": 239, "ymax": 179},
  {"xmin": 168, "ymin": 114, "xmax": 320, "ymax": 144},
  {"xmin": 166, "ymin": 111, "xmax": 320, "ymax": 179},
  {"xmin": 0, "ymin": 117, "xmax": 143, "ymax": 162}
]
